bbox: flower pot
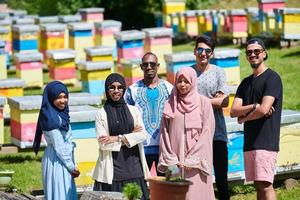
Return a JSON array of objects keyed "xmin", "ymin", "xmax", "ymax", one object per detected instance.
[
  {"xmin": 147, "ymin": 176, "xmax": 192, "ymax": 200},
  {"xmin": 0, "ymin": 170, "xmax": 14, "ymax": 189}
]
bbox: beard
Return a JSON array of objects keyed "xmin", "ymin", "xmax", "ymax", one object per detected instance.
[{"xmin": 250, "ymin": 60, "xmax": 263, "ymax": 69}]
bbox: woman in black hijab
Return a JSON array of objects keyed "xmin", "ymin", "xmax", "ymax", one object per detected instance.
[{"xmin": 92, "ymin": 73, "xmax": 150, "ymax": 199}]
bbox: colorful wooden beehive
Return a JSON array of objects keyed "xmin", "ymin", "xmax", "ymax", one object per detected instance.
[
  {"xmin": 211, "ymin": 48, "xmax": 241, "ymax": 86},
  {"xmin": 245, "ymin": 7, "xmax": 260, "ymax": 37},
  {"xmin": 9, "ymin": 10, "xmax": 27, "ymax": 18},
  {"xmin": 0, "ymin": 78, "xmax": 25, "ymax": 97},
  {"xmin": 210, "ymin": 10, "xmax": 219, "ymax": 39},
  {"xmin": 227, "ymin": 9, "xmax": 248, "ymax": 39},
  {"xmin": 58, "ymin": 15, "xmax": 82, "ymax": 49},
  {"xmin": 0, "ymin": 97, "xmax": 5, "ymax": 146},
  {"xmin": 223, "ymin": 85, "xmax": 238, "ymax": 116},
  {"xmin": 164, "ymin": 52, "xmax": 195, "ymax": 84},
  {"xmin": 227, "ymin": 131, "xmax": 244, "ymax": 175},
  {"xmin": 0, "ymin": 40, "xmax": 7, "ymax": 80},
  {"xmin": 12, "ymin": 25, "xmax": 39, "ymax": 53},
  {"xmin": 94, "ymin": 20, "xmax": 122, "ymax": 58},
  {"xmin": 258, "ymin": 0, "xmax": 285, "ymax": 37},
  {"xmin": 162, "ymin": 0, "xmax": 186, "ymax": 27},
  {"xmin": 197, "ymin": 10, "xmax": 213, "ymax": 37},
  {"xmin": 12, "ymin": 17, "xmax": 35, "ymax": 25},
  {"xmin": 114, "ymin": 30, "xmax": 145, "ymax": 67},
  {"xmin": 7, "ymin": 93, "xmax": 101, "ymax": 149},
  {"xmin": 78, "ymin": 61, "xmax": 113, "ymax": 96},
  {"xmin": 70, "ymin": 105, "xmax": 98, "ymax": 186},
  {"xmin": 84, "ymin": 46, "xmax": 114, "ymax": 62},
  {"xmin": 14, "ymin": 52, "xmax": 43, "ymax": 88},
  {"xmin": 275, "ymin": 8, "xmax": 300, "ymax": 40},
  {"xmin": 47, "ymin": 49, "xmax": 77, "ymax": 83},
  {"xmin": 217, "ymin": 9, "xmax": 230, "ymax": 38},
  {"xmin": 68, "ymin": 22, "xmax": 93, "ymax": 61},
  {"xmin": 79, "ymin": 7, "xmax": 104, "ymax": 23},
  {"xmin": 184, "ymin": 10, "xmax": 198, "ymax": 37},
  {"xmin": 40, "ymin": 23, "xmax": 66, "ymax": 59},
  {"xmin": 142, "ymin": 27, "xmax": 173, "ymax": 75},
  {"xmin": 120, "ymin": 58, "xmax": 143, "ymax": 86},
  {"xmin": 177, "ymin": 11, "xmax": 186, "ymax": 33}
]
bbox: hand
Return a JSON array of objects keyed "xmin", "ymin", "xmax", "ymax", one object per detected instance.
[
  {"xmin": 98, "ymin": 136, "xmax": 118, "ymax": 144},
  {"xmin": 133, "ymin": 125, "xmax": 143, "ymax": 132},
  {"xmin": 238, "ymin": 116, "xmax": 246, "ymax": 124},
  {"xmin": 71, "ymin": 168, "xmax": 80, "ymax": 178},
  {"xmin": 265, "ymin": 106, "xmax": 275, "ymax": 117}
]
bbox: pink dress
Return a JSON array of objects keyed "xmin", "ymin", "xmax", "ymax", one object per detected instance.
[{"xmin": 158, "ymin": 95, "xmax": 215, "ymax": 200}]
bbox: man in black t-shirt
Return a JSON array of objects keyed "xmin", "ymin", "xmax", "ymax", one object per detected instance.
[{"xmin": 230, "ymin": 38, "xmax": 282, "ymax": 200}]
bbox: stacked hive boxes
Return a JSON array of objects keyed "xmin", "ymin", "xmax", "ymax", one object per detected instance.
[
  {"xmin": 0, "ymin": 40, "xmax": 6, "ymax": 80},
  {"xmin": 121, "ymin": 58, "xmax": 143, "ymax": 86},
  {"xmin": 70, "ymin": 105, "xmax": 98, "ymax": 186},
  {"xmin": 275, "ymin": 8, "xmax": 300, "ymax": 40},
  {"xmin": 178, "ymin": 12, "xmax": 186, "ymax": 33},
  {"xmin": 265, "ymin": 11, "xmax": 277, "ymax": 38},
  {"xmin": 210, "ymin": 10, "xmax": 219, "ymax": 39},
  {"xmin": 7, "ymin": 93, "xmax": 101, "ymax": 149},
  {"xmin": 0, "ymin": 26, "xmax": 10, "ymax": 61},
  {"xmin": 164, "ymin": 52, "xmax": 195, "ymax": 84},
  {"xmin": 227, "ymin": 10, "xmax": 248, "ymax": 39},
  {"xmin": 79, "ymin": 8, "xmax": 104, "ymax": 23},
  {"xmin": 258, "ymin": 0, "xmax": 285, "ymax": 37},
  {"xmin": 58, "ymin": 15, "xmax": 82, "ymax": 49},
  {"xmin": 68, "ymin": 22, "xmax": 93, "ymax": 61},
  {"xmin": 0, "ymin": 19, "xmax": 12, "ymax": 56},
  {"xmin": 9, "ymin": 10, "xmax": 27, "ymax": 18},
  {"xmin": 78, "ymin": 61, "xmax": 113, "ymax": 95},
  {"xmin": 142, "ymin": 27, "xmax": 173, "ymax": 75},
  {"xmin": 184, "ymin": 10, "xmax": 198, "ymax": 37},
  {"xmin": 227, "ymin": 132, "xmax": 245, "ymax": 178},
  {"xmin": 85, "ymin": 46, "xmax": 114, "ymax": 62},
  {"xmin": 162, "ymin": 0, "xmax": 186, "ymax": 27},
  {"xmin": 245, "ymin": 7, "xmax": 260, "ymax": 37},
  {"xmin": 94, "ymin": 20, "xmax": 122, "ymax": 58},
  {"xmin": 47, "ymin": 49, "xmax": 77, "ymax": 83},
  {"xmin": 12, "ymin": 25, "xmax": 39, "ymax": 53},
  {"xmin": 197, "ymin": 10, "xmax": 213, "ymax": 36},
  {"xmin": 0, "ymin": 97, "xmax": 5, "ymax": 146},
  {"xmin": 217, "ymin": 10, "xmax": 230, "ymax": 38},
  {"xmin": 114, "ymin": 30, "xmax": 145, "ymax": 74},
  {"xmin": 0, "ymin": 79, "xmax": 25, "ymax": 97},
  {"xmin": 14, "ymin": 52, "xmax": 43, "ymax": 88},
  {"xmin": 40, "ymin": 23, "xmax": 66, "ymax": 59}
]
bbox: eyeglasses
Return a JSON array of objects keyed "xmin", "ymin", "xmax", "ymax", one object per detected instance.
[
  {"xmin": 245, "ymin": 49, "xmax": 264, "ymax": 56},
  {"xmin": 196, "ymin": 47, "xmax": 212, "ymax": 55},
  {"xmin": 141, "ymin": 62, "xmax": 157, "ymax": 68},
  {"xmin": 108, "ymin": 85, "xmax": 125, "ymax": 92}
]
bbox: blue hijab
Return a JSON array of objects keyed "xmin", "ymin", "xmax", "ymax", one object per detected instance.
[{"xmin": 33, "ymin": 81, "xmax": 70, "ymax": 155}]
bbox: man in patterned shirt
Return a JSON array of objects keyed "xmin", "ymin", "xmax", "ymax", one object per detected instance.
[
  {"xmin": 125, "ymin": 52, "xmax": 173, "ymax": 174},
  {"xmin": 192, "ymin": 36, "xmax": 230, "ymax": 200}
]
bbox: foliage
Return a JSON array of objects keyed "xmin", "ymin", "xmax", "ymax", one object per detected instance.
[
  {"xmin": 186, "ymin": 0, "xmax": 219, "ymax": 10},
  {"xmin": 122, "ymin": 183, "xmax": 142, "ymax": 200}
]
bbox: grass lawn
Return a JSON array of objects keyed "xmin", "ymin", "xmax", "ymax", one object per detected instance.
[{"xmin": 1, "ymin": 42, "xmax": 300, "ymax": 198}]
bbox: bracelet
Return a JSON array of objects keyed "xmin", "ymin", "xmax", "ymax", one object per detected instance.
[
  {"xmin": 252, "ymin": 103, "xmax": 257, "ymax": 111},
  {"xmin": 118, "ymin": 135, "xmax": 124, "ymax": 143}
]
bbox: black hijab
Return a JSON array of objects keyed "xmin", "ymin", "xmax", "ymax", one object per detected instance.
[{"xmin": 104, "ymin": 73, "xmax": 134, "ymax": 136}]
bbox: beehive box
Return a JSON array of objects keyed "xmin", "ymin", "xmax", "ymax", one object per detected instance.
[
  {"xmin": 114, "ymin": 30, "xmax": 145, "ymax": 65},
  {"xmin": 120, "ymin": 58, "xmax": 143, "ymax": 86},
  {"xmin": 211, "ymin": 48, "xmax": 241, "ymax": 86},
  {"xmin": 58, "ymin": 15, "xmax": 82, "ymax": 49},
  {"xmin": 12, "ymin": 25, "xmax": 39, "ymax": 53},
  {"xmin": 0, "ymin": 97, "xmax": 5, "ymax": 146},
  {"xmin": 84, "ymin": 46, "xmax": 114, "ymax": 62},
  {"xmin": 78, "ymin": 61, "xmax": 113, "ymax": 95},
  {"xmin": 164, "ymin": 52, "xmax": 195, "ymax": 84},
  {"xmin": 0, "ymin": 40, "xmax": 7, "ymax": 80},
  {"xmin": 162, "ymin": 0, "xmax": 186, "ymax": 27},
  {"xmin": 142, "ymin": 27, "xmax": 173, "ymax": 75},
  {"xmin": 68, "ymin": 22, "xmax": 93, "ymax": 61},
  {"xmin": 245, "ymin": 7, "xmax": 260, "ymax": 37},
  {"xmin": 184, "ymin": 10, "xmax": 198, "ymax": 37},
  {"xmin": 78, "ymin": 8, "xmax": 104, "ymax": 23}
]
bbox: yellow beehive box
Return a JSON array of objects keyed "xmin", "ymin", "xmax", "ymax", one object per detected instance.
[
  {"xmin": 121, "ymin": 58, "xmax": 143, "ymax": 78},
  {"xmin": 47, "ymin": 49, "xmax": 77, "ymax": 69},
  {"xmin": 76, "ymin": 162, "xmax": 96, "ymax": 186},
  {"xmin": 78, "ymin": 61, "xmax": 113, "ymax": 81},
  {"xmin": 0, "ymin": 79, "xmax": 25, "ymax": 97},
  {"xmin": 84, "ymin": 46, "xmax": 114, "ymax": 62},
  {"xmin": 224, "ymin": 67, "xmax": 241, "ymax": 85},
  {"xmin": 0, "ymin": 54, "xmax": 7, "ymax": 80},
  {"xmin": 0, "ymin": 97, "xmax": 5, "ymax": 145}
]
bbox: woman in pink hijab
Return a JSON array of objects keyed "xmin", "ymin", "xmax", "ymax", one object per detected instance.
[{"xmin": 158, "ymin": 67, "xmax": 215, "ymax": 200}]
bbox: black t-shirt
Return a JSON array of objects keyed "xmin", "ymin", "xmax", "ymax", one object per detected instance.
[{"xmin": 236, "ymin": 68, "xmax": 282, "ymax": 151}]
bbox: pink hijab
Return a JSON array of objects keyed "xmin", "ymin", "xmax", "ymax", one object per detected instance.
[{"xmin": 163, "ymin": 67, "xmax": 203, "ymax": 150}]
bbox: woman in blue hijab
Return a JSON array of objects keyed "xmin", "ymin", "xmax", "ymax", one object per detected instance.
[{"xmin": 33, "ymin": 81, "xmax": 80, "ymax": 200}]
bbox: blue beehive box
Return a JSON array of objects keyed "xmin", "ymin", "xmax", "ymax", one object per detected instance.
[
  {"xmin": 210, "ymin": 48, "xmax": 240, "ymax": 68},
  {"xmin": 227, "ymin": 132, "xmax": 244, "ymax": 173}
]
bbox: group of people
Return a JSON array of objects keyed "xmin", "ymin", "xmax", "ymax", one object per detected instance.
[{"xmin": 33, "ymin": 35, "xmax": 282, "ymax": 200}]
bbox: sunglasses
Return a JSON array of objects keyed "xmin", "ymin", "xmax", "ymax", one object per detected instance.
[
  {"xmin": 196, "ymin": 47, "xmax": 212, "ymax": 55},
  {"xmin": 141, "ymin": 62, "xmax": 157, "ymax": 68},
  {"xmin": 245, "ymin": 49, "xmax": 264, "ymax": 56},
  {"xmin": 108, "ymin": 85, "xmax": 125, "ymax": 91}
]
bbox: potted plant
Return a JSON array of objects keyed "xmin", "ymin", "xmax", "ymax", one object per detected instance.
[
  {"xmin": 122, "ymin": 182, "xmax": 142, "ymax": 200},
  {"xmin": 0, "ymin": 166, "xmax": 14, "ymax": 190},
  {"xmin": 147, "ymin": 166, "xmax": 192, "ymax": 200}
]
